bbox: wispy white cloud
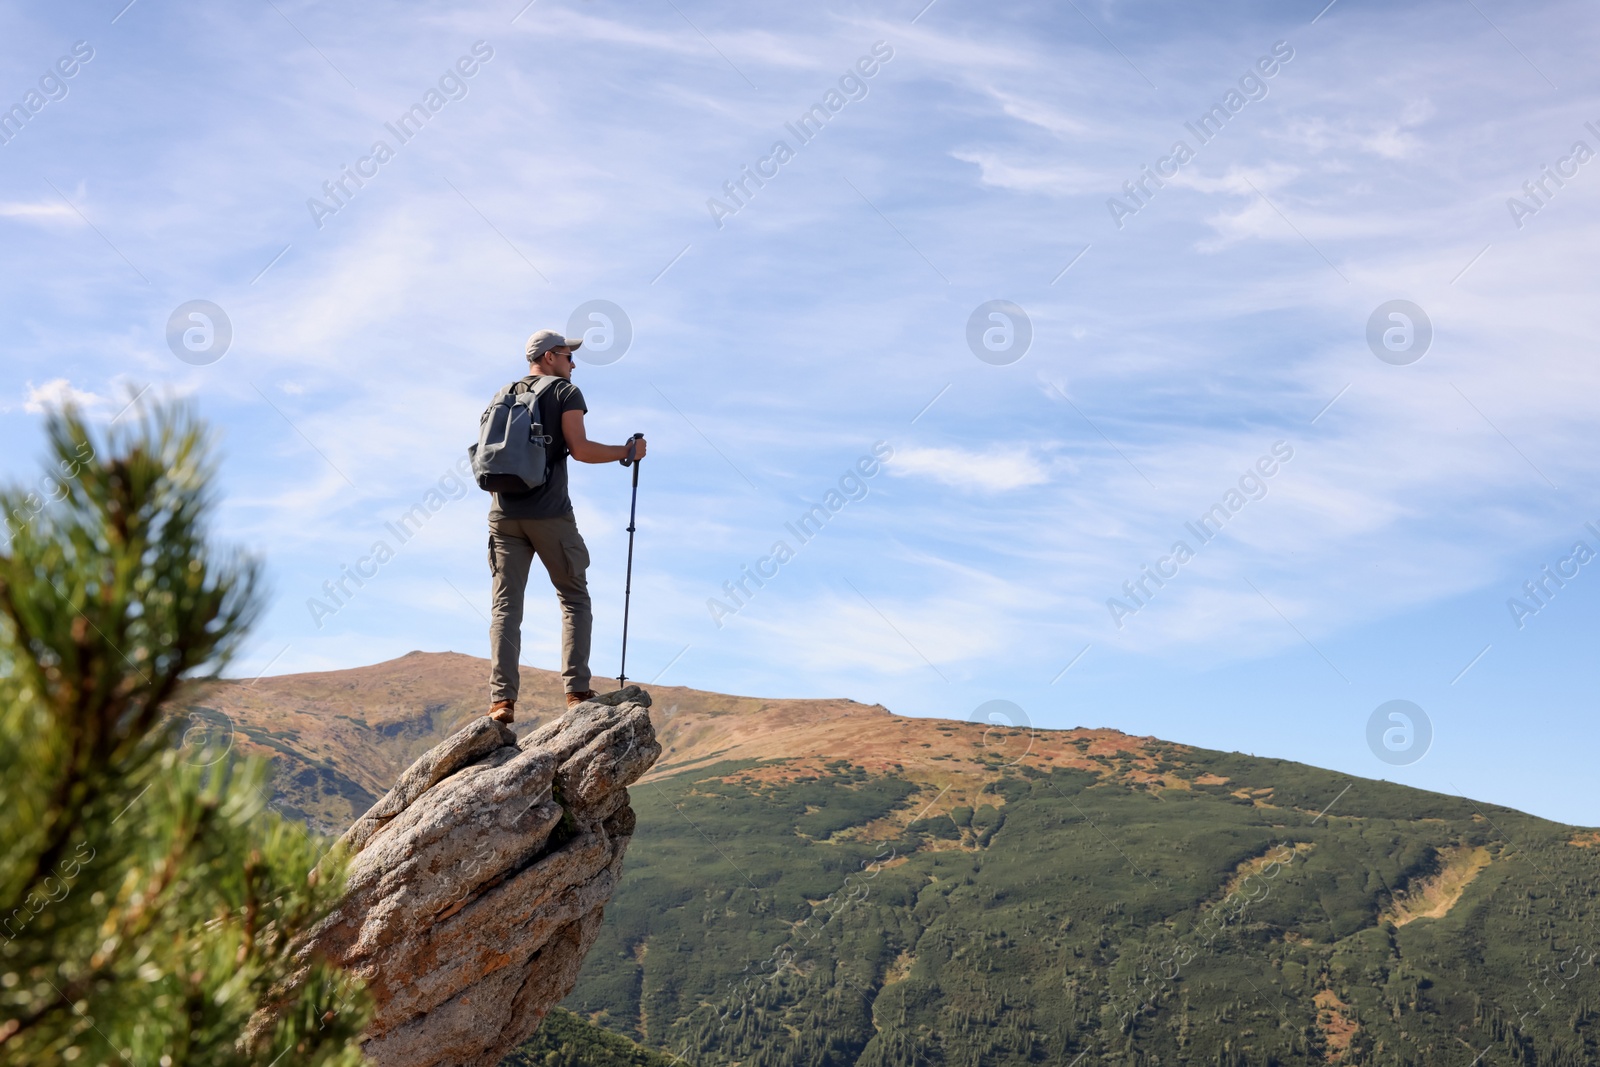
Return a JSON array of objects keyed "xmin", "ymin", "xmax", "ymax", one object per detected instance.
[
  {"xmin": 886, "ymin": 445, "xmax": 1052, "ymax": 492},
  {"xmin": 952, "ymin": 150, "xmax": 1110, "ymax": 196},
  {"xmin": 0, "ymin": 199, "xmax": 81, "ymax": 223},
  {"xmin": 22, "ymin": 379, "xmax": 106, "ymax": 415}
]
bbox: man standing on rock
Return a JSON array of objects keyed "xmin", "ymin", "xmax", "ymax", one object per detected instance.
[{"xmin": 487, "ymin": 329, "xmax": 647, "ymax": 724}]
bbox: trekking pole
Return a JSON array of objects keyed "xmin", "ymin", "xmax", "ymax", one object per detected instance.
[{"xmin": 617, "ymin": 433, "xmax": 644, "ymax": 687}]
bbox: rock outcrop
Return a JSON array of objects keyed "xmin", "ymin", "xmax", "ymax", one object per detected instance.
[{"xmin": 256, "ymin": 687, "xmax": 660, "ymax": 1067}]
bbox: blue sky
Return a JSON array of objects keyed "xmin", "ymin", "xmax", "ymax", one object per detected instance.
[{"xmin": 3, "ymin": 0, "xmax": 1598, "ymax": 825}]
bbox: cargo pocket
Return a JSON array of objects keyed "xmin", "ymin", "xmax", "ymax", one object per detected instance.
[
  {"xmin": 562, "ymin": 536, "xmax": 590, "ymax": 582},
  {"xmin": 488, "ymin": 532, "xmax": 498, "ymax": 577}
]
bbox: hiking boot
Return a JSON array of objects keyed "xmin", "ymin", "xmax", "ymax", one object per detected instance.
[
  {"xmin": 488, "ymin": 700, "xmax": 515, "ymax": 724},
  {"xmin": 565, "ymin": 690, "xmax": 597, "ymax": 709}
]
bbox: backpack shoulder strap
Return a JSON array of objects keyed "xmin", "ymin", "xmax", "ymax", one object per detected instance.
[
  {"xmin": 520, "ymin": 376, "xmax": 568, "ymax": 416},
  {"xmin": 516, "ymin": 376, "xmax": 564, "ymax": 450}
]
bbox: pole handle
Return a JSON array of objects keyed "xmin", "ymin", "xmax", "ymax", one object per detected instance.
[{"xmin": 620, "ymin": 432, "xmax": 645, "ymax": 467}]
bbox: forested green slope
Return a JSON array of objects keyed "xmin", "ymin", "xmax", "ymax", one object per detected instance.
[
  {"xmin": 564, "ymin": 748, "xmax": 1600, "ymax": 1066},
  {"xmin": 504, "ymin": 1008, "xmax": 680, "ymax": 1066}
]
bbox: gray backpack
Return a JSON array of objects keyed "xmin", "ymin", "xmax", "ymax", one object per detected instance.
[{"xmin": 469, "ymin": 376, "xmax": 563, "ymax": 493}]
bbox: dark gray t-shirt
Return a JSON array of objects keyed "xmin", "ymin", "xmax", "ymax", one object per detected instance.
[{"xmin": 488, "ymin": 375, "xmax": 588, "ymax": 521}]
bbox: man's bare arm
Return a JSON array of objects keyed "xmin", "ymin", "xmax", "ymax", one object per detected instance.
[{"xmin": 563, "ymin": 409, "xmax": 647, "ymax": 464}]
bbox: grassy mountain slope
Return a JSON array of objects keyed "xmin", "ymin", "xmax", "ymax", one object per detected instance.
[
  {"xmin": 201, "ymin": 653, "xmax": 1600, "ymax": 1065},
  {"xmin": 575, "ymin": 754, "xmax": 1599, "ymax": 1065}
]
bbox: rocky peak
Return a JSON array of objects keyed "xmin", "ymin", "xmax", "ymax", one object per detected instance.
[{"xmin": 249, "ymin": 686, "xmax": 660, "ymax": 1067}]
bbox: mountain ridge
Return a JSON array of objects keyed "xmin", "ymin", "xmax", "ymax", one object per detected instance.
[
  {"xmin": 198, "ymin": 650, "xmax": 1591, "ymax": 838},
  {"xmin": 196, "ymin": 650, "xmax": 1188, "ymax": 833}
]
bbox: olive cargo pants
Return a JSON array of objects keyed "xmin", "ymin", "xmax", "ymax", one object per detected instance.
[{"xmin": 488, "ymin": 511, "xmax": 592, "ymax": 702}]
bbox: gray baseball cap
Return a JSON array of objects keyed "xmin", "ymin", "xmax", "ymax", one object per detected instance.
[{"xmin": 526, "ymin": 329, "xmax": 583, "ymax": 361}]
